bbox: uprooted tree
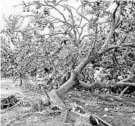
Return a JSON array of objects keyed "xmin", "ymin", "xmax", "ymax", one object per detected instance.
[{"xmin": 1, "ymin": 0, "xmax": 135, "ymax": 107}]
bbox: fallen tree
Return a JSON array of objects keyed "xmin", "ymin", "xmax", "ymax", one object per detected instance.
[
  {"xmin": 1, "ymin": 0, "xmax": 135, "ymax": 109},
  {"xmin": 55, "ymin": 1, "xmax": 120, "ymax": 99},
  {"xmin": 21, "ymin": 1, "xmax": 135, "ymax": 106}
]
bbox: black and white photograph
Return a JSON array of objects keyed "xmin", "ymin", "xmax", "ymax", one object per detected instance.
[{"xmin": 0, "ymin": 0, "xmax": 135, "ymax": 125}]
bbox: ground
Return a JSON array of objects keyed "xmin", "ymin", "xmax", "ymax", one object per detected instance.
[{"xmin": 1, "ymin": 78, "xmax": 135, "ymax": 126}]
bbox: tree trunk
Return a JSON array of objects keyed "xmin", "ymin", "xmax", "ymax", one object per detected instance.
[
  {"xmin": 56, "ymin": 11, "xmax": 117, "ymax": 98},
  {"xmin": 56, "ymin": 71, "xmax": 77, "ymax": 97},
  {"xmin": 56, "ymin": 52, "xmax": 98, "ymax": 98},
  {"xmin": 53, "ymin": 3, "xmax": 119, "ymax": 102}
]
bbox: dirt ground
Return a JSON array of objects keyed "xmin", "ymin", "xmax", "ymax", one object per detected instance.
[{"xmin": 1, "ymin": 79, "xmax": 135, "ymax": 126}]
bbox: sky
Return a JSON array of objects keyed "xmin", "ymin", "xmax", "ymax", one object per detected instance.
[
  {"xmin": 0, "ymin": 0, "xmax": 81, "ymax": 50},
  {"xmin": 0, "ymin": 0, "xmax": 115, "ymax": 29},
  {"xmin": 0, "ymin": 0, "xmax": 115, "ymax": 51},
  {"xmin": 0, "ymin": 0, "xmax": 80, "ymax": 29},
  {"xmin": 0, "ymin": 0, "xmax": 23, "ymax": 28}
]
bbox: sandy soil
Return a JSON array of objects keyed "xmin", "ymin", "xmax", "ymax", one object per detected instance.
[
  {"xmin": 1, "ymin": 79, "xmax": 135, "ymax": 126},
  {"xmin": 1, "ymin": 78, "xmax": 23, "ymax": 97}
]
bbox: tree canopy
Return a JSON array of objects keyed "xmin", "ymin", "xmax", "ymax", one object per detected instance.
[{"xmin": 1, "ymin": 0, "xmax": 135, "ymax": 90}]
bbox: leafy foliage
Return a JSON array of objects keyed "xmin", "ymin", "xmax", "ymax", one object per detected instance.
[{"xmin": 1, "ymin": 0, "xmax": 135, "ymax": 87}]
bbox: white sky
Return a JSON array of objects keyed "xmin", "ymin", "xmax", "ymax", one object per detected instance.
[
  {"xmin": 0, "ymin": 0, "xmax": 22, "ymax": 28},
  {"xmin": 0, "ymin": 0, "xmax": 80, "ymax": 29},
  {"xmin": 0, "ymin": 0, "xmax": 114, "ymax": 51},
  {"xmin": 0, "ymin": 0, "xmax": 115, "ymax": 29}
]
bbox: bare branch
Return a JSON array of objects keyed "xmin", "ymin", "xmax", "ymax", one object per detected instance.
[
  {"xmin": 55, "ymin": 0, "xmax": 66, "ymax": 6},
  {"xmin": 43, "ymin": 1, "xmax": 67, "ymax": 22},
  {"xmin": 78, "ymin": 7, "xmax": 83, "ymax": 27},
  {"xmin": 99, "ymin": 2, "xmax": 120, "ymax": 53},
  {"xmin": 61, "ymin": 5, "xmax": 78, "ymax": 41},
  {"xmin": 119, "ymin": 86, "xmax": 130, "ymax": 98},
  {"xmin": 78, "ymin": 24, "xmax": 87, "ymax": 40},
  {"xmin": 44, "ymin": 32, "xmax": 68, "ymax": 41},
  {"xmin": 81, "ymin": 24, "xmax": 110, "ymax": 40},
  {"xmin": 76, "ymin": 11, "xmax": 90, "ymax": 24}
]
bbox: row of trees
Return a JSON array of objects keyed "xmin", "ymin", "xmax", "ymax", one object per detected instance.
[{"xmin": 1, "ymin": 0, "xmax": 135, "ymax": 100}]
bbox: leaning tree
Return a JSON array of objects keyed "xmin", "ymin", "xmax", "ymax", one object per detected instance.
[{"xmin": 1, "ymin": 0, "xmax": 135, "ymax": 107}]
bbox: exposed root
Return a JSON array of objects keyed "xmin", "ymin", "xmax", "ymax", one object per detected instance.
[
  {"xmin": 91, "ymin": 114, "xmax": 113, "ymax": 126},
  {"xmin": 1, "ymin": 96, "xmax": 34, "ymax": 114},
  {"xmin": 49, "ymin": 89, "xmax": 66, "ymax": 109},
  {"xmin": 79, "ymin": 79, "xmax": 135, "ymax": 91},
  {"xmin": 119, "ymin": 86, "xmax": 130, "ymax": 98}
]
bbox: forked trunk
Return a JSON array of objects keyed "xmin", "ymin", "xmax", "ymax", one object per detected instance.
[
  {"xmin": 56, "ymin": 52, "xmax": 97, "ymax": 98},
  {"xmin": 56, "ymin": 12, "xmax": 116, "ymax": 98}
]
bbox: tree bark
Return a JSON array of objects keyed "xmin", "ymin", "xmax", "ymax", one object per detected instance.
[
  {"xmin": 56, "ymin": 51, "xmax": 99, "ymax": 98},
  {"xmin": 56, "ymin": 56, "xmax": 92, "ymax": 97},
  {"xmin": 55, "ymin": 2, "xmax": 119, "ymax": 98},
  {"xmin": 56, "ymin": 28, "xmax": 116, "ymax": 98},
  {"xmin": 56, "ymin": 24, "xmax": 116, "ymax": 98}
]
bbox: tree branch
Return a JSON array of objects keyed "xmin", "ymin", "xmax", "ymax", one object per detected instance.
[{"xmin": 99, "ymin": 2, "xmax": 120, "ymax": 53}]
